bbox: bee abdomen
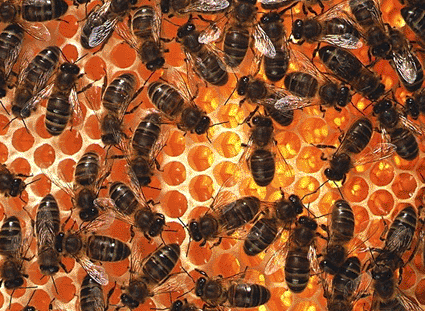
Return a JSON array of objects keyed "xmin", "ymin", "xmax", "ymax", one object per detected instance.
[
  {"xmin": 284, "ymin": 72, "xmax": 318, "ymax": 98},
  {"xmin": 148, "ymin": 82, "xmax": 185, "ymax": 118},
  {"xmin": 249, "ymin": 149, "xmax": 275, "ymax": 187},
  {"xmin": 243, "ymin": 218, "xmax": 278, "ymax": 256},
  {"xmin": 45, "ymin": 95, "xmax": 71, "ymax": 136},
  {"xmin": 75, "ymin": 152, "xmax": 100, "ymax": 186},
  {"xmin": 285, "ymin": 249, "xmax": 310, "ymax": 293},
  {"xmin": 87, "ymin": 235, "xmax": 131, "ymax": 262},
  {"xmin": 223, "ymin": 27, "xmax": 250, "ymax": 67},
  {"xmin": 264, "ymin": 50, "xmax": 289, "ymax": 82},
  {"xmin": 22, "ymin": 0, "xmax": 68, "ymax": 22},
  {"xmin": 80, "ymin": 274, "xmax": 105, "ymax": 311},
  {"xmin": 142, "ymin": 244, "xmax": 180, "ymax": 284},
  {"xmin": 227, "ymin": 283, "xmax": 271, "ymax": 307},
  {"xmin": 390, "ymin": 128, "xmax": 419, "ymax": 160},
  {"xmin": 0, "ymin": 216, "xmax": 21, "ymax": 255},
  {"xmin": 220, "ymin": 196, "xmax": 261, "ymax": 231},
  {"xmin": 195, "ymin": 50, "xmax": 229, "ymax": 86}
]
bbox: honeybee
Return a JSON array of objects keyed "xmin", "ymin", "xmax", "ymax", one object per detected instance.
[
  {"xmin": 54, "ymin": 213, "xmax": 121, "ymax": 285},
  {"xmin": 35, "ymin": 194, "xmax": 61, "ymax": 277},
  {"xmin": 318, "ymin": 117, "xmax": 394, "ymax": 183},
  {"xmin": 170, "ymin": 299, "xmax": 199, "ymax": 311},
  {"xmin": 402, "ymin": 6, "xmax": 425, "ymax": 44},
  {"xmin": 369, "ymin": 206, "xmax": 420, "ymax": 310},
  {"xmin": 21, "ymin": 0, "xmax": 68, "ymax": 21},
  {"xmin": 318, "ymin": 45, "xmax": 386, "ymax": 101},
  {"xmin": 243, "ymin": 192, "xmax": 304, "ymax": 256},
  {"xmin": 177, "ymin": 19, "xmax": 229, "ymax": 86},
  {"xmin": 120, "ymin": 243, "xmax": 181, "ymax": 309},
  {"xmin": 0, "ymin": 216, "xmax": 32, "ymax": 291},
  {"xmin": 188, "ymin": 189, "xmax": 263, "ymax": 248},
  {"xmin": 148, "ymin": 69, "xmax": 212, "ymax": 136},
  {"xmin": 12, "ymin": 46, "xmax": 61, "ymax": 120},
  {"xmin": 259, "ymin": 0, "xmax": 327, "ymax": 14},
  {"xmin": 160, "ymin": 0, "xmax": 229, "ymax": 16},
  {"xmin": 80, "ymin": 274, "xmax": 106, "ymax": 311},
  {"xmin": 44, "ymin": 59, "xmax": 87, "ymax": 136},
  {"xmin": 319, "ymin": 199, "xmax": 355, "ymax": 275},
  {"xmin": 81, "ymin": 0, "xmax": 137, "ymax": 49},
  {"xmin": 0, "ymin": 163, "xmax": 31, "ymax": 199},
  {"xmin": 96, "ymin": 181, "xmax": 166, "ymax": 240},
  {"xmin": 373, "ymin": 98, "xmax": 421, "ymax": 161},
  {"xmin": 291, "ymin": 3, "xmax": 363, "ymax": 50},
  {"xmin": 194, "ymin": 269, "xmax": 271, "ymax": 309}
]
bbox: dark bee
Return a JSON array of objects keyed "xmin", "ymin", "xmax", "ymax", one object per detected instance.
[
  {"xmin": 160, "ymin": 0, "xmax": 229, "ymax": 16},
  {"xmin": 80, "ymin": 274, "xmax": 106, "ymax": 311},
  {"xmin": 35, "ymin": 194, "xmax": 61, "ymax": 276},
  {"xmin": 177, "ymin": 21, "xmax": 229, "ymax": 86},
  {"xmin": 0, "ymin": 163, "xmax": 30, "ymax": 198},
  {"xmin": 194, "ymin": 269, "xmax": 271, "ymax": 309},
  {"xmin": 401, "ymin": 6, "xmax": 425, "ymax": 43},
  {"xmin": 260, "ymin": 12, "xmax": 290, "ymax": 82},
  {"xmin": 318, "ymin": 45, "xmax": 385, "ymax": 101},
  {"xmin": 55, "ymin": 214, "xmax": 127, "ymax": 284},
  {"xmin": 324, "ymin": 256, "xmax": 363, "ymax": 311},
  {"xmin": 120, "ymin": 244, "xmax": 180, "ymax": 309},
  {"xmin": 45, "ymin": 61, "xmax": 84, "ymax": 136},
  {"xmin": 405, "ymin": 88, "xmax": 425, "ymax": 120},
  {"xmin": 0, "ymin": 24, "xmax": 24, "ymax": 100},
  {"xmin": 236, "ymin": 75, "xmax": 294, "ymax": 127},
  {"xmin": 189, "ymin": 194, "xmax": 262, "ymax": 247},
  {"xmin": 387, "ymin": 27, "xmax": 424, "ymax": 93},
  {"xmin": 170, "ymin": 299, "xmax": 198, "ymax": 311},
  {"xmin": 291, "ymin": 4, "xmax": 363, "ymax": 50},
  {"xmin": 0, "ymin": 216, "xmax": 31, "ymax": 290},
  {"xmin": 81, "ymin": 0, "xmax": 137, "ymax": 49},
  {"xmin": 319, "ymin": 199, "xmax": 355, "ymax": 275},
  {"xmin": 96, "ymin": 181, "xmax": 166, "ymax": 240},
  {"xmin": 21, "ymin": 0, "xmax": 68, "ymax": 21},
  {"xmin": 369, "ymin": 206, "xmax": 419, "ymax": 310},
  {"xmin": 100, "ymin": 73, "xmax": 140, "ymax": 147},
  {"xmin": 373, "ymin": 99, "xmax": 420, "ymax": 161},
  {"xmin": 148, "ymin": 79, "xmax": 211, "ymax": 135},
  {"xmin": 12, "ymin": 46, "xmax": 60, "ymax": 119},
  {"xmin": 259, "ymin": 0, "xmax": 326, "ymax": 14},
  {"xmin": 243, "ymin": 193, "xmax": 304, "ymax": 256},
  {"xmin": 283, "ymin": 216, "xmax": 318, "ymax": 293},
  {"xmin": 320, "ymin": 117, "xmax": 374, "ymax": 182}
]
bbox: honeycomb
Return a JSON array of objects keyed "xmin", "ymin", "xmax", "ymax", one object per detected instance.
[{"xmin": 0, "ymin": 0, "xmax": 425, "ymax": 310}]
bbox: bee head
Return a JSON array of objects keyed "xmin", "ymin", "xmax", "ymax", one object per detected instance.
[
  {"xmin": 252, "ymin": 115, "xmax": 272, "ymax": 127},
  {"xmin": 195, "ymin": 116, "xmax": 211, "ymax": 135},
  {"xmin": 261, "ymin": 12, "xmax": 280, "ymax": 24},
  {"xmin": 171, "ymin": 300, "xmax": 184, "ymax": 311},
  {"xmin": 9, "ymin": 178, "xmax": 25, "ymax": 197},
  {"xmin": 237, "ymin": 76, "xmax": 250, "ymax": 95},
  {"xmin": 148, "ymin": 213, "xmax": 165, "ymax": 237},
  {"xmin": 4, "ymin": 277, "xmax": 24, "ymax": 289},
  {"xmin": 79, "ymin": 207, "xmax": 99, "ymax": 222},
  {"xmin": 288, "ymin": 194, "xmax": 304, "ymax": 214},
  {"xmin": 120, "ymin": 293, "xmax": 140, "ymax": 309},
  {"xmin": 60, "ymin": 62, "xmax": 80, "ymax": 75},
  {"xmin": 188, "ymin": 220, "xmax": 203, "ymax": 242},
  {"xmin": 292, "ymin": 19, "xmax": 304, "ymax": 39},
  {"xmin": 177, "ymin": 23, "xmax": 195, "ymax": 38},
  {"xmin": 146, "ymin": 57, "xmax": 165, "ymax": 71},
  {"xmin": 195, "ymin": 277, "xmax": 207, "ymax": 297}
]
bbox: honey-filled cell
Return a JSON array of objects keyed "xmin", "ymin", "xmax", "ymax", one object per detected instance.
[
  {"xmin": 367, "ymin": 189, "xmax": 394, "ymax": 216},
  {"xmin": 162, "ymin": 161, "xmax": 186, "ymax": 186},
  {"xmin": 298, "ymin": 118, "xmax": 328, "ymax": 144},
  {"xmin": 392, "ymin": 173, "xmax": 417, "ymax": 200},
  {"xmin": 188, "ymin": 145, "xmax": 214, "ymax": 171},
  {"xmin": 370, "ymin": 160, "xmax": 394, "ymax": 186},
  {"xmin": 213, "ymin": 131, "xmax": 242, "ymax": 158},
  {"xmin": 189, "ymin": 175, "xmax": 214, "ymax": 202},
  {"xmin": 162, "ymin": 190, "xmax": 187, "ymax": 218},
  {"xmin": 12, "ymin": 128, "xmax": 35, "ymax": 152}
]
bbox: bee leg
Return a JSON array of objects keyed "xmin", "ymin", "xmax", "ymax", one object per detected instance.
[
  {"xmin": 105, "ymin": 281, "xmax": 117, "ymax": 311},
  {"xmin": 101, "ymin": 72, "xmax": 108, "ymax": 97},
  {"xmin": 130, "ymin": 226, "xmax": 136, "ymax": 243},
  {"xmin": 312, "ymin": 43, "xmax": 321, "ymax": 60},
  {"xmin": 211, "ymin": 237, "xmax": 222, "ymax": 248},
  {"xmin": 143, "ymin": 231, "xmax": 152, "ymax": 242},
  {"xmin": 379, "ymin": 217, "xmax": 389, "ymax": 241},
  {"xmin": 59, "ymin": 261, "xmax": 69, "ymax": 273},
  {"xmin": 317, "ymin": 0, "xmax": 325, "ymax": 14},
  {"xmin": 306, "ymin": 4, "xmax": 318, "ymax": 16}
]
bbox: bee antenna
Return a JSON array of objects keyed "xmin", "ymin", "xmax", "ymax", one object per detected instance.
[
  {"xmin": 51, "ymin": 276, "xmax": 59, "ymax": 294},
  {"xmin": 21, "ymin": 118, "xmax": 30, "ymax": 134},
  {"xmin": 223, "ymin": 72, "xmax": 239, "ymax": 106},
  {"xmin": 75, "ymin": 52, "xmax": 89, "ymax": 64},
  {"xmin": 350, "ymin": 101, "xmax": 365, "ymax": 115},
  {"xmin": 301, "ymin": 179, "xmax": 329, "ymax": 201},
  {"xmin": 3, "ymin": 116, "xmax": 17, "ymax": 130},
  {"xmin": 8, "ymin": 289, "xmax": 16, "ymax": 309},
  {"xmin": 146, "ymin": 184, "xmax": 162, "ymax": 191},
  {"xmin": 25, "ymin": 289, "xmax": 37, "ymax": 307},
  {"xmin": 163, "ymin": 18, "xmax": 180, "ymax": 27},
  {"xmin": 0, "ymin": 100, "xmax": 10, "ymax": 115},
  {"xmin": 180, "ymin": 266, "xmax": 196, "ymax": 284}
]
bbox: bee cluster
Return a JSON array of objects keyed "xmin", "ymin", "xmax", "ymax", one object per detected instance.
[{"xmin": 1, "ymin": 0, "xmax": 425, "ymax": 309}]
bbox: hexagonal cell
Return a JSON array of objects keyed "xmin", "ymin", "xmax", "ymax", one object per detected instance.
[
  {"xmin": 367, "ymin": 190, "xmax": 394, "ymax": 216},
  {"xmin": 391, "ymin": 173, "xmax": 417, "ymax": 200},
  {"xmin": 188, "ymin": 145, "xmax": 214, "ymax": 171},
  {"xmin": 213, "ymin": 131, "xmax": 242, "ymax": 158}
]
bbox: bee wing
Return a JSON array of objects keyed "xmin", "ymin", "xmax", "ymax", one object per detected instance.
[
  {"xmin": 308, "ymin": 244, "xmax": 321, "ymax": 275},
  {"xmin": 3, "ymin": 35, "xmax": 22, "ymax": 79},
  {"xmin": 77, "ymin": 256, "xmax": 109, "ymax": 286},
  {"xmin": 198, "ymin": 23, "xmax": 222, "ymax": 44},
  {"xmin": 16, "ymin": 50, "xmax": 34, "ymax": 86},
  {"xmin": 321, "ymin": 33, "xmax": 363, "ymax": 49},
  {"xmin": 262, "ymin": 92, "xmax": 315, "ymax": 112},
  {"xmin": 253, "ymin": 24, "xmax": 276, "ymax": 58},
  {"xmin": 352, "ymin": 142, "xmax": 396, "ymax": 166},
  {"xmin": 36, "ymin": 217, "xmax": 57, "ymax": 248},
  {"xmin": 264, "ymin": 239, "xmax": 290, "ymax": 275},
  {"xmin": 165, "ymin": 66, "xmax": 194, "ymax": 103},
  {"xmin": 396, "ymin": 290, "xmax": 424, "ymax": 311},
  {"xmin": 399, "ymin": 115, "xmax": 425, "ymax": 136},
  {"xmin": 116, "ymin": 21, "xmax": 139, "ymax": 51},
  {"xmin": 69, "ymin": 87, "xmax": 85, "ymax": 130},
  {"xmin": 20, "ymin": 83, "xmax": 54, "ymax": 118},
  {"xmin": 18, "ymin": 21, "xmax": 51, "ymax": 42},
  {"xmin": 89, "ymin": 19, "xmax": 118, "ymax": 48},
  {"xmin": 94, "ymin": 197, "xmax": 139, "ymax": 228},
  {"xmin": 42, "ymin": 167, "xmax": 74, "ymax": 198},
  {"xmin": 182, "ymin": 0, "xmax": 229, "ymax": 13},
  {"xmin": 391, "ymin": 47, "xmax": 420, "ymax": 84},
  {"xmin": 151, "ymin": 272, "xmax": 192, "ymax": 295},
  {"xmin": 80, "ymin": 210, "xmax": 115, "ymax": 233},
  {"xmin": 260, "ymin": 0, "xmax": 290, "ymax": 5},
  {"xmin": 383, "ymin": 225, "xmax": 414, "ymax": 255},
  {"xmin": 152, "ymin": 4, "xmax": 162, "ymax": 44}
]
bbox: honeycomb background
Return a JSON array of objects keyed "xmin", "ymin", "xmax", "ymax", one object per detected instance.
[{"xmin": 1, "ymin": 0, "xmax": 425, "ymax": 310}]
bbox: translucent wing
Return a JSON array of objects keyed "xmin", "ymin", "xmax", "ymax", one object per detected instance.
[
  {"xmin": 400, "ymin": 115, "xmax": 425, "ymax": 136},
  {"xmin": 353, "ymin": 142, "xmax": 396, "ymax": 166},
  {"xmin": 94, "ymin": 197, "xmax": 140, "ymax": 228},
  {"xmin": 78, "ymin": 256, "xmax": 109, "ymax": 286},
  {"xmin": 42, "ymin": 167, "xmax": 74, "ymax": 198},
  {"xmin": 260, "ymin": 0, "xmax": 290, "ymax": 5},
  {"xmin": 321, "ymin": 33, "xmax": 363, "ymax": 49},
  {"xmin": 69, "ymin": 87, "xmax": 84, "ymax": 130},
  {"xmin": 116, "ymin": 20, "xmax": 139, "ymax": 51},
  {"xmin": 3, "ymin": 34, "xmax": 22, "ymax": 79},
  {"xmin": 198, "ymin": 23, "xmax": 222, "ymax": 44},
  {"xmin": 151, "ymin": 4, "xmax": 162, "ymax": 44},
  {"xmin": 261, "ymin": 93, "xmax": 315, "ymax": 112},
  {"xmin": 397, "ymin": 291, "xmax": 424, "ymax": 311},
  {"xmin": 264, "ymin": 239, "xmax": 290, "ymax": 275},
  {"xmin": 89, "ymin": 19, "xmax": 117, "ymax": 48},
  {"xmin": 20, "ymin": 83, "xmax": 54, "ymax": 118},
  {"xmin": 16, "ymin": 50, "xmax": 33, "ymax": 86},
  {"xmin": 383, "ymin": 225, "xmax": 414, "ymax": 255},
  {"xmin": 253, "ymin": 25, "xmax": 276, "ymax": 58},
  {"xmin": 182, "ymin": 0, "xmax": 229, "ymax": 13},
  {"xmin": 308, "ymin": 244, "xmax": 320, "ymax": 275},
  {"xmin": 391, "ymin": 50, "xmax": 419, "ymax": 84},
  {"xmin": 80, "ymin": 210, "xmax": 115, "ymax": 233},
  {"xmin": 166, "ymin": 66, "xmax": 194, "ymax": 103},
  {"xmin": 19, "ymin": 21, "xmax": 51, "ymax": 42},
  {"xmin": 151, "ymin": 272, "xmax": 193, "ymax": 295}
]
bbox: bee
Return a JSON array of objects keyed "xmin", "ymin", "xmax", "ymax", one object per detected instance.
[
  {"xmin": 160, "ymin": 0, "xmax": 229, "ymax": 16},
  {"xmin": 44, "ymin": 60, "xmax": 86, "ymax": 136},
  {"xmin": 0, "ymin": 24, "xmax": 24, "ymax": 101},
  {"xmin": 318, "ymin": 117, "xmax": 389, "ymax": 183},
  {"xmin": 99, "ymin": 73, "xmax": 141, "ymax": 147},
  {"xmin": 188, "ymin": 189, "xmax": 262, "ymax": 248},
  {"xmin": 35, "ymin": 194, "xmax": 61, "ymax": 276},
  {"xmin": 0, "ymin": 216, "xmax": 32, "ymax": 291},
  {"xmin": 81, "ymin": 0, "xmax": 137, "ymax": 49},
  {"xmin": 177, "ymin": 20, "xmax": 229, "ymax": 86},
  {"xmin": 96, "ymin": 181, "xmax": 166, "ymax": 240},
  {"xmin": 170, "ymin": 299, "xmax": 198, "ymax": 311},
  {"xmin": 120, "ymin": 243, "xmax": 181, "ymax": 309},
  {"xmin": 401, "ymin": 6, "xmax": 425, "ymax": 44},
  {"xmin": 80, "ymin": 274, "xmax": 106, "ymax": 311},
  {"xmin": 387, "ymin": 27, "xmax": 424, "ymax": 93},
  {"xmin": 369, "ymin": 206, "xmax": 420, "ymax": 311},
  {"xmin": 405, "ymin": 88, "xmax": 425, "ymax": 120},
  {"xmin": 194, "ymin": 269, "xmax": 271, "ymax": 309},
  {"xmin": 291, "ymin": 3, "xmax": 363, "ymax": 50},
  {"xmin": 259, "ymin": 12, "xmax": 290, "ymax": 82},
  {"xmin": 54, "ymin": 213, "xmax": 123, "ymax": 285},
  {"xmin": 12, "ymin": 46, "xmax": 61, "ymax": 120},
  {"xmin": 318, "ymin": 45, "xmax": 386, "ymax": 101},
  {"xmin": 0, "ymin": 163, "xmax": 31, "ymax": 199},
  {"xmin": 373, "ymin": 98, "xmax": 421, "ymax": 161},
  {"xmin": 243, "ymin": 193, "xmax": 304, "ymax": 256},
  {"xmin": 148, "ymin": 74, "xmax": 212, "ymax": 136},
  {"xmin": 21, "ymin": 0, "xmax": 68, "ymax": 21},
  {"xmin": 258, "ymin": 0, "xmax": 326, "ymax": 14},
  {"xmin": 323, "ymin": 256, "xmax": 363, "ymax": 311},
  {"xmin": 319, "ymin": 199, "xmax": 355, "ymax": 275}
]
